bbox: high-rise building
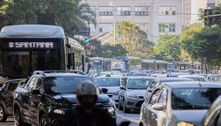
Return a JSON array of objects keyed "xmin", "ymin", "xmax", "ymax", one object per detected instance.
[
  {"xmin": 215, "ymin": 0, "xmax": 221, "ymax": 6},
  {"xmin": 207, "ymin": 0, "xmax": 215, "ymax": 8},
  {"xmin": 182, "ymin": 0, "xmax": 207, "ymax": 26}
]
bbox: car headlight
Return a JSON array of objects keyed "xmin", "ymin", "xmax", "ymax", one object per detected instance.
[
  {"xmin": 53, "ymin": 109, "xmax": 65, "ymax": 115},
  {"xmin": 108, "ymin": 107, "xmax": 115, "ymax": 114},
  {"xmin": 177, "ymin": 121, "xmax": 194, "ymax": 126}
]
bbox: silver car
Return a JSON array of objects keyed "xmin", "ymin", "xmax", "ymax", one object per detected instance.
[
  {"xmin": 118, "ymin": 77, "xmax": 154, "ymax": 113},
  {"xmin": 139, "ymin": 82, "xmax": 221, "ymax": 126},
  {"xmin": 95, "ymin": 76, "xmax": 125, "ymax": 106},
  {"xmin": 144, "ymin": 77, "xmax": 193, "ymax": 100}
]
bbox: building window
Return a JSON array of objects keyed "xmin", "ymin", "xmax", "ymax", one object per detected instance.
[
  {"xmin": 135, "ymin": 6, "xmax": 149, "ymax": 16},
  {"xmin": 99, "ymin": 6, "xmax": 113, "ymax": 16},
  {"xmin": 117, "ymin": 6, "xmax": 131, "ymax": 16},
  {"xmin": 159, "ymin": 6, "xmax": 176, "ymax": 16},
  {"xmin": 159, "ymin": 24, "xmax": 176, "ymax": 33}
]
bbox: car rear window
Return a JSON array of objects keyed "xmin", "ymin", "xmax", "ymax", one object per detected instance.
[
  {"xmin": 172, "ymin": 88, "xmax": 221, "ymax": 110},
  {"xmin": 95, "ymin": 77, "xmax": 120, "ymax": 87}
]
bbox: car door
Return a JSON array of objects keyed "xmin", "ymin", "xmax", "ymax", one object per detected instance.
[
  {"xmin": 145, "ymin": 89, "xmax": 162, "ymax": 126},
  {"xmin": 22, "ymin": 77, "xmax": 38, "ymax": 121},
  {"xmin": 5, "ymin": 80, "xmax": 20, "ymax": 114},
  {"xmin": 154, "ymin": 88, "xmax": 168, "ymax": 126},
  {"xmin": 29, "ymin": 77, "xmax": 43, "ymax": 123}
]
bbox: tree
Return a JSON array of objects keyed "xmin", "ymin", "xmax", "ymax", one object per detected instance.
[
  {"xmin": 116, "ymin": 20, "xmax": 154, "ymax": 58},
  {"xmin": 185, "ymin": 25, "xmax": 221, "ymax": 65},
  {"xmin": 84, "ymin": 39, "xmax": 127, "ymax": 58},
  {"xmin": 180, "ymin": 23, "xmax": 203, "ymax": 62},
  {"xmin": 0, "ymin": 0, "xmax": 95, "ymax": 36},
  {"xmin": 153, "ymin": 34, "xmax": 181, "ymax": 61}
]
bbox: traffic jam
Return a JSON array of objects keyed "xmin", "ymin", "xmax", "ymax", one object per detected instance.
[{"xmin": 1, "ymin": 64, "xmax": 221, "ymax": 126}]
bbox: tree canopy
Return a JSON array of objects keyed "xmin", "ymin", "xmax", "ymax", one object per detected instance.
[
  {"xmin": 116, "ymin": 20, "xmax": 154, "ymax": 58},
  {"xmin": 84, "ymin": 39, "xmax": 127, "ymax": 58},
  {"xmin": 184, "ymin": 25, "xmax": 221, "ymax": 65},
  {"xmin": 0, "ymin": 0, "xmax": 95, "ymax": 36},
  {"xmin": 153, "ymin": 34, "xmax": 181, "ymax": 61}
]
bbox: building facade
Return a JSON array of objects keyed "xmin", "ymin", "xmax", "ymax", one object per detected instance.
[
  {"xmin": 182, "ymin": 0, "xmax": 207, "ymax": 26},
  {"xmin": 82, "ymin": 0, "xmax": 204, "ymax": 42}
]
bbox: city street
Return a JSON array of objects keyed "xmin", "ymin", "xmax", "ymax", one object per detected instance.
[{"xmin": 0, "ymin": 110, "xmax": 140, "ymax": 126}]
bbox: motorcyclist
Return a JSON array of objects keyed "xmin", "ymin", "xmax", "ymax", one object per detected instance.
[{"xmin": 71, "ymin": 81, "xmax": 116, "ymax": 126}]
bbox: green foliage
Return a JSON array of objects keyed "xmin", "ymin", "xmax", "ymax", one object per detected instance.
[
  {"xmin": 180, "ymin": 23, "xmax": 203, "ymax": 62},
  {"xmin": 184, "ymin": 25, "xmax": 221, "ymax": 65},
  {"xmin": 153, "ymin": 34, "xmax": 181, "ymax": 61},
  {"xmin": 116, "ymin": 20, "xmax": 154, "ymax": 58},
  {"xmin": 0, "ymin": 0, "xmax": 95, "ymax": 36},
  {"xmin": 85, "ymin": 39, "xmax": 127, "ymax": 58}
]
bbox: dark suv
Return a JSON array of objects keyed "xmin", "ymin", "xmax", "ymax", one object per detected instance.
[
  {"xmin": 13, "ymin": 71, "xmax": 116, "ymax": 126},
  {"xmin": 0, "ymin": 79, "xmax": 25, "ymax": 122}
]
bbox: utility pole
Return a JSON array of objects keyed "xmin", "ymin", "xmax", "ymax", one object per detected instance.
[
  {"xmin": 204, "ymin": 8, "xmax": 221, "ymax": 26},
  {"xmin": 113, "ymin": 18, "xmax": 116, "ymax": 46}
]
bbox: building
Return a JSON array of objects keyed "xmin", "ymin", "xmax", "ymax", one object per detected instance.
[
  {"xmin": 182, "ymin": 0, "xmax": 207, "ymax": 26},
  {"xmin": 82, "ymin": 0, "xmax": 185, "ymax": 42},
  {"xmin": 215, "ymin": 0, "xmax": 221, "ymax": 6},
  {"xmin": 207, "ymin": 0, "xmax": 215, "ymax": 8}
]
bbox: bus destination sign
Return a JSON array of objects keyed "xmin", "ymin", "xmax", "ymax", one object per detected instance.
[{"xmin": 8, "ymin": 42, "xmax": 54, "ymax": 49}]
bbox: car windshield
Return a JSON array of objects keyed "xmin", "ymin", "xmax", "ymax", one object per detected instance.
[
  {"xmin": 172, "ymin": 88, "xmax": 221, "ymax": 110},
  {"xmin": 127, "ymin": 78, "xmax": 153, "ymax": 89},
  {"xmin": 95, "ymin": 77, "xmax": 120, "ymax": 87},
  {"xmin": 44, "ymin": 76, "xmax": 94, "ymax": 94}
]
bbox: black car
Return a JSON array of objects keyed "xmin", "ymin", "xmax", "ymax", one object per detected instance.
[
  {"xmin": 0, "ymin": 79, "xmax": 25, "ymax": 122},
  {"xmin": 13, "ymin": 71, "xmax": 116, "ymax": 126}
]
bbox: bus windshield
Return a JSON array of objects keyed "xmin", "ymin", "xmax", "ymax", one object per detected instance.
[{"xmin": 0, "ymin": 50, "xmax": 61, "ymax": 78}]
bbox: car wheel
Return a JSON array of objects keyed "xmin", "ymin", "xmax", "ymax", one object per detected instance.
[
  {"xmin": 39, "ymin": 113, "xmax": 48, "ymax": 126},
  {"xmin": 0, "ymin": 104, "xmax": 7, "ymax": 122},
  {"xmin": 14, "ymin": 107, "xmax": 30, "ymax": 126},
  {"xmin": 123, "ymin": 100, "xmax": 129, "ymax": 113}
]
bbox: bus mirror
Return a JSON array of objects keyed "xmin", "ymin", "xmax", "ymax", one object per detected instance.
[
  {"xmin": 68, "ymin": 53, "xmax": 74, "ymax": 68},
  {"xmin": 66, "ymin": 43, "xmax": 71, "ymax": 48}
]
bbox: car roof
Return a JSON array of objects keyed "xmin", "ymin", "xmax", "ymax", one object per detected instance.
[
  {"xmin": 163, "ymin": 81, "xmax": 221, "ymax": 88},
  {"xmin": 96, "ymin": 76, "xmax": 122, "ymax": 79},
  {"xmin": 157, "ymin": 77, "xmax": 192, "ymax": 81},
  {"xmin": 128, "ymin": 76, "xmax": 155, "ymax": 79},
  {"xmin": 178, "ymin": 75, "xmax": 205, "ymax": 78},
  {"xmin": 37, "ymin": 73, "xmax": 89, "ymax": 77}
]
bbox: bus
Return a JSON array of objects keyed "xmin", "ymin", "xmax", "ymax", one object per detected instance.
[
  {"xmin": 0, "ymin": 24, "xmax": 87, "ymax": 78},
  {"xmin": 117, "ymin": 56, "xmax": 141, "ymax": 72}
]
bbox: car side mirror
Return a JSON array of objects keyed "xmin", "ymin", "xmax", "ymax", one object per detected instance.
[
  {"xmin": 148, "ymin": 88, "xmax": 152, "ymax": 92},
  {"xmin": 32, "ymin": 89, "xmax": 40, "ymax": 95},
  {"xmin": 120, "ymin": 86, "xmax": 126, "ymax": 90},
  {"xmin": 20, "ymin": 82, "xmax": 26, "ymax": 86},
  {"xmin": 152, "ymin": 103, "xmax": 166, "ymax": 111},
  {"xmin": 101, "ymin": 88, "xmax": 108, "ymax": 94}
]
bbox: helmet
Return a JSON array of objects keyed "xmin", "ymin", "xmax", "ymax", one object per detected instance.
[
  {"xmin": 76, "ymin": 81, "xmax": 98, "ymax": 96},
  {"xmin": 76, "ymin": 81, "xmax": 98, "ymax": 111}
]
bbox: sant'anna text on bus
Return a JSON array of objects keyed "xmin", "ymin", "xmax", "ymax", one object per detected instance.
[{"xmin": 8, "ymin": 42, "xmax": 54, "ymax": 49}]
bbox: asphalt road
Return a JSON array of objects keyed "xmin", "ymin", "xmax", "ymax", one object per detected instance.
[{"xmin": 0, "ymin": 110, "xmax": 140, "ymax": 126}]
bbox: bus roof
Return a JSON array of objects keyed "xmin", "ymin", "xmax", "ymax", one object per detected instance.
[{"xmin": 0, "ymin": 24, "xmax": 65, "ymax": 38}]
